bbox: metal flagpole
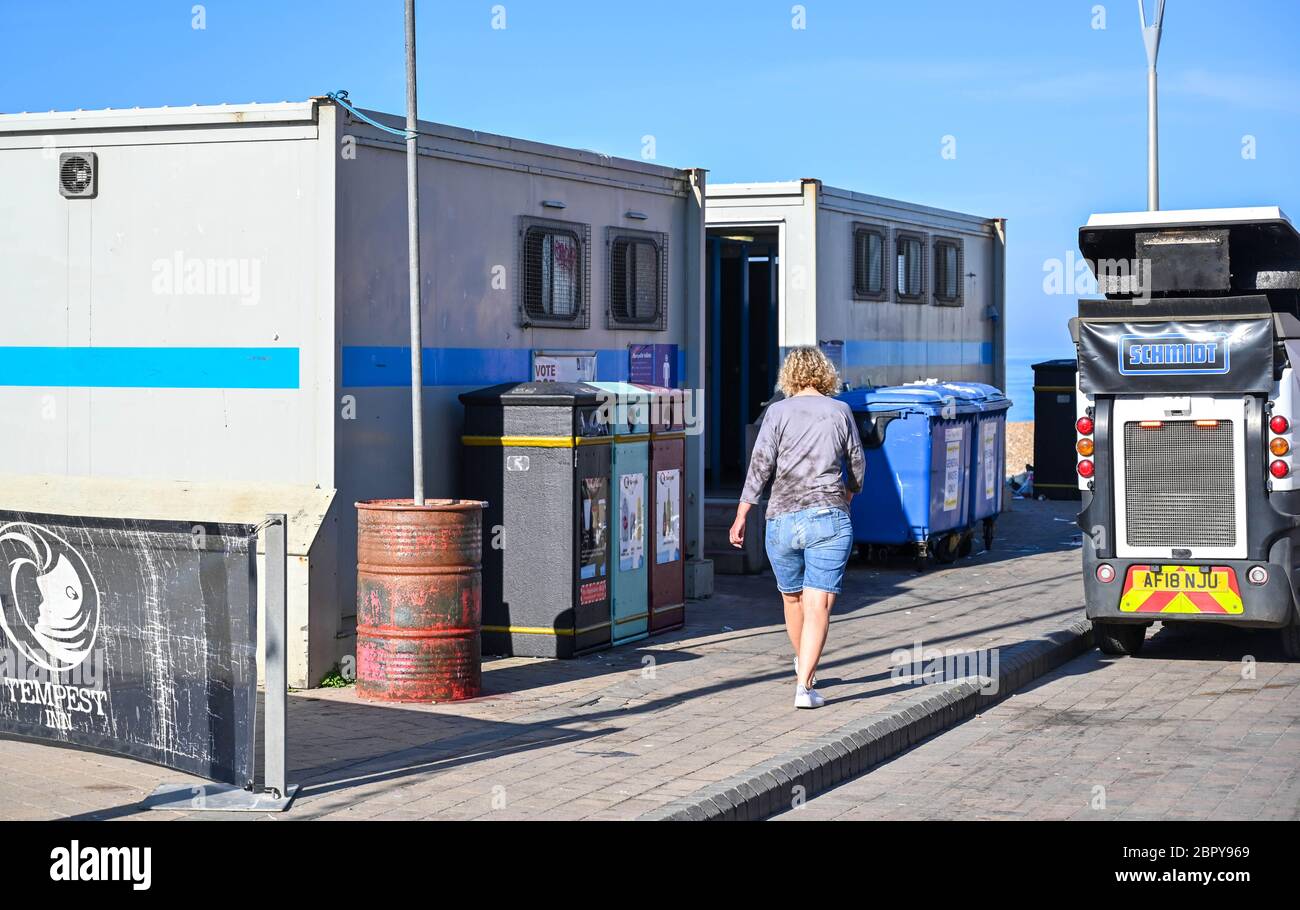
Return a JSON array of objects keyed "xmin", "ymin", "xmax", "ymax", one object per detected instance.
[
  {"xmin": 406, "ymin": 0, "xmax": 425, "ymax": 504},
  {"xmin": 1138, "ymin": 0, "xmax": 1166, "ymax": 211}
]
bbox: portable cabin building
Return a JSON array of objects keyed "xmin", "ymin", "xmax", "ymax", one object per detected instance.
[
  {"xmin": 0, "ymin": 98, "xmax": 708, "ymax": 687},
  {"xmin": 703, "ymin": 179, "xmax": 1006, "ymax": 492}
]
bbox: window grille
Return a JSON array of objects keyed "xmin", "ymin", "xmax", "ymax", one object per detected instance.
[
  {"xmin": 852, "ymin": 224, "xmax": 888, "ymax": 301},
  {"xmin": 519, "ymin": 217, "xmax": 591, "ymax": 328}
]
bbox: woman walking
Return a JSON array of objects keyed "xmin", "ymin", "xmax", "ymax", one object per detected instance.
[{"xmin": 730, "ymin": 346, "xmax": 865, "ymax": 709}]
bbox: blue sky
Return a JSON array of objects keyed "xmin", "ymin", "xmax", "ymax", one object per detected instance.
[{"xmin": 4, "ymin": 0, "xmax": 1298, "ymax": 360}]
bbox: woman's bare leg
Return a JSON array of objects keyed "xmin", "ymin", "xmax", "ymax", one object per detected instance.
[
  {"xmin": 782, "ymin": 591, "xmax": 803, "ymax": 655},
  {"xmin": 796, "ymin": 589, "xmax": 837, "ymax": 688}
]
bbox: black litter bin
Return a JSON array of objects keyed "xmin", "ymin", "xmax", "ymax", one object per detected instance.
[
  {"xmin": 1031, "ymin": 359, "xmax": 1081, "ymax": 501},
  {"xmin": 460, "ymin": 382, "xmax": 613, "ymax": 658}
]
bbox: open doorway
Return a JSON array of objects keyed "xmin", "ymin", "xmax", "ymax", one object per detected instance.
[{"xmin": 705, "ymin": 226, "xmax": 781, "ymax": 493}]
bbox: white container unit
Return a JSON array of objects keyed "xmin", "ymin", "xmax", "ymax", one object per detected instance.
[
  {"xmin": 702, "ymin": 179, "xmax": 1005, "ymax": 490},
  {"xmin": 0, "ymin": 98, "xmax": 707, "ymax": 687}
]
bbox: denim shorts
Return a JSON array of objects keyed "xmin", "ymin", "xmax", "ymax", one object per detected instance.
[{"xmin": 765, "ymin": 506, "xmax": 855, "ymax": 595}]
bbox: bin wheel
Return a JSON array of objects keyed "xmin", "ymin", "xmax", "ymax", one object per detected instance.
[
  {"xmin": 1282, "ymin": 622, "xmax": 1300, "ymax": 661},
  {"xmin": 982, "ymin": 520, "xmax": 995, "ymax": 551},
  {"xmin": 1094, "ymin": 621, "xmax": 1147, "ymax": 656},
  {"xmin": 932, "ymin": 533, "xmax": 961, "ymax": 564},
  {"xmin": 957, "ymin": 533, "xmax": 973, "ymax": 559}
]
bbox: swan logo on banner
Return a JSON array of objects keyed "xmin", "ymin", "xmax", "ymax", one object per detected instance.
[{"xmin": 0, "ymin": 523, "xmax": 101, "ymax": 673}]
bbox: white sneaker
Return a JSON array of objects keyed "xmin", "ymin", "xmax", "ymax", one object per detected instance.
[
  {"xmin": 794, "ymin": 685, "xmax": 825, "ymax": 709},
  {"xmin": 793, "ymin": 656, "xmax": 816, "ymax": 689}
]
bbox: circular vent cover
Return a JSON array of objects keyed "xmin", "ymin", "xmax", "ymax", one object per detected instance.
[{"xmin": 58, "ymin": 152, "xmax": 97, "ymax": 198}]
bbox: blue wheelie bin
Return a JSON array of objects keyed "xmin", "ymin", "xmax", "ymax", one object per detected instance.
[
  {"xmin": 838, "ymin": 384, "xmax": 982, "ymax": 566},
  {"xmin": 937, "ymin": 382, "xmax": 1012, "ymax": 552}
]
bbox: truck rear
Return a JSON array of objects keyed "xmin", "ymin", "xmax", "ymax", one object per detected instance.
[{"xmin": 1073, "ymin": 207, "xmax": 1300, "ymax": 657}]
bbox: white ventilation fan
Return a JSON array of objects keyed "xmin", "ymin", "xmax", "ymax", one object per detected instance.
[{"xmin": 58, "ymin": 151, "xmax": 97, "ymax": 198}]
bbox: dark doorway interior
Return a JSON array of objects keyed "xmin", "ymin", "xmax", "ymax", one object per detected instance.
[{"xmin": 706, "ymin": 228, "xmax": 780, "ymax": 493}]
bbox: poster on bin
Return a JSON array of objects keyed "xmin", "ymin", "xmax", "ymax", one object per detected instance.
[
  {"xmin": 982, "ymin": 422, "xmax": 998, "ymax": 502},
  {"xmin": 579, "ymin": 477, "xmax": 609, "ymax": 587},
  {"xmin": 0, "ymin": 511, "xmax": 258, "ymax": 786},
  {"xmin": 943, "ymin": 428, "xmax": 963, "ymax": 512},
  {"xmin": 618, "ymin": 474, "xmax": 645, "ymax": 571},
  {"xmin": 656, "ymin": 469, "xmax": 681, "ymax": 564}
]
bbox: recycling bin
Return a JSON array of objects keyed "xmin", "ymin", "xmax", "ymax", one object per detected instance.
[
  {"xmin": 1032, "ymin": 359, "xmax": 1081, "ymax": 501},
  {"xmin": 938, "ymin": 382, "xmax": 1012, "ymax": 551},
  {"xmin": 838, "ymin": 384, "xmax": 981, "ymax": 563},
  {"xmin": 459, "ymin": 382, "xmax": 612, "ymax": 658},
  {"xmin": 589, "ymin": 381, "xmax": 651, "ymax": 645},
  {"xmin": 637, "ymin": 384, "xmax": 687, "ymax": 634}
]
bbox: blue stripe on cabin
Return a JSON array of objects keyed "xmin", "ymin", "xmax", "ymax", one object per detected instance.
[
  {"xmin": 0, "ymin": 346, "xmax": 300, "ymax": 389},
  {"xmin": 842, "ymin": 340, "xmax": 993, "ymax": 368},
  {"xmin": 342, "ymin": 346, "xmax": 686, "ymax": 388}
]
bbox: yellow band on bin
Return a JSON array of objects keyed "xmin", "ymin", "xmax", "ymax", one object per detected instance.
[
  {"xmin": 481, "ymin": 621, "xmax": 612, "ymax": 637},
  {"xmin": 462, "ymin": 435, "xmax": 612, "ymax": 448}
]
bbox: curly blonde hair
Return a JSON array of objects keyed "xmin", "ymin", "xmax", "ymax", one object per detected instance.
[{"xmin": 777, "ymin": 345, "xmax": 842, "ymax": 397}]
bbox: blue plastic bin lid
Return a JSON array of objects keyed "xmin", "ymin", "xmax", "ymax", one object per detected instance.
[
  {"xmin": 838, "ymin": 383, "xmax": 983, "ymax": 416},
  {"xmin": 933, "ymin": 381, "xmax": 1012, "ymax": 413}
]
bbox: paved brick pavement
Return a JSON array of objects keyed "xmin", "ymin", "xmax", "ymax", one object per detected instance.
[
  {"xmin": 772, "ymin": 623, "xmax": 1300, "ymax": 821},
  {"xmin": 0, "ymin": 499, "xmax": 1089, "ymax": 820}
]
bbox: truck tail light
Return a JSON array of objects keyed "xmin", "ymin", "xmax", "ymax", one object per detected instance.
[
  {"xmin": 1095, "ymin": 564, "xmax": 1116, "ymax": 583},
  {"xmin": 1247, "ymin": 565, "xmax": 1269, "ymax": 585},
  {"xmin": 1271, "ymin": 437, "xmax": 1290, "ymax": 456},
  {"xmin": 1076, "ymin": 412, "xmax": 1094, "ymax": 482},
  {"xmin": 1270, "ymin": 459, "xmax": 1289, "ymax": 479},
  {"xmin": 1271, "ymin": 415, "xmax": 1289, "ymax": 434}
]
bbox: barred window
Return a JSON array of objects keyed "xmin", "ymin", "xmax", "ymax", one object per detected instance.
[
  {"xmin": 608, "ymin": 229, "xmax": 667, "ymax": 330},
  {"xmin": 895, "ymin": 232, "xmax": 927, "ymax": 302},
  {"xmin": 520, "ymin": 218, "xmax": 590, "ymax": 327},
  {"xmin": 934, "ymin": 238, "xmax": 963, "ymax": 305},
  {"xmin": 852, "ymin": 225, "xmax": 887, "ymax": 300}
]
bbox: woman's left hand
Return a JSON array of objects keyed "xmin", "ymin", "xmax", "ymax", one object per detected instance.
[{"xmin": 729, "ymin": 515, "xmax": 746, "ymax": 548}]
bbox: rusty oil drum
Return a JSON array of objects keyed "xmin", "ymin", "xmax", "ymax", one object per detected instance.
[{"xmin": 355, "ymin": 499, "xmax": 486, "ymax": 702}]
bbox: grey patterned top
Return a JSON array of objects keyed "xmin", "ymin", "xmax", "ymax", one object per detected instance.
[{"xmin": 740, "ymin": 393, "xmax": 866, "ymax": 517}]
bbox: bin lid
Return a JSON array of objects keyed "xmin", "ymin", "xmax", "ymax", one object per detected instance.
[
  {"xmin": 1031, "ymin": 358, "xmax": 1078, "ymax": 372},
  {"xmin": 934, "ymin": 381, "xmax": 1012, "ymax": 413},
  {"xmin": 632, "ymin": 383, "xmax": 688, "ymax": 432},
  {"xmin": 838, "ymin": 383, "xmax": 982, "ymax": 415},
  {"xmin": 459, "ymin": 381, "xmax": 601, "ymax": 407},
  {"xmin": 587, "ymin": 381, "xmax": 652, "ymax": 435}
]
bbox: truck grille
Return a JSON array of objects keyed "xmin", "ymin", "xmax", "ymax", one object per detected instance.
[{"xmin": 1123, "ymin": 420, "xmax": 1236, "ymax": 549}]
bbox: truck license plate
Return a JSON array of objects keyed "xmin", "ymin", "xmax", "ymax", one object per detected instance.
[{"xmin": 1119, "ymin": 565, "xmax": 1243, "ymax": 614}]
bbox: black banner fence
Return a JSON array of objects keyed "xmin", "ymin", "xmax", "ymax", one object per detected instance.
[{"xmin": 0, "ymin": 509, "xmax": 294, "ymax": 810}]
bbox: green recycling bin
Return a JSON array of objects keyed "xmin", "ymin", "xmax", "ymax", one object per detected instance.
[{"xmin": 589, "ymin": 381, "xmax": 651, "ymax": 645}]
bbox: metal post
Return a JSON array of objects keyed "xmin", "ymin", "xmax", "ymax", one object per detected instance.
[
  {"xmin": 264, "ymin": 513, "xmax": 288, "ymax": 799},
  {"xmin": 1139, "ymin": 0, "xmax": 1166, "ymax": 211},
  {"xmin": 405, "ymin": 0, "xmax": 425, "ymax": 504}
]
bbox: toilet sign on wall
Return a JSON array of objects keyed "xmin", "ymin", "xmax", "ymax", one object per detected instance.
[
  {"xmin": 533, "ymin": 350, "xmax": 596, "ymax": 383},
  {"xmin": 0, "ymin": 511, "xmax": 258, "ymax": 786}
]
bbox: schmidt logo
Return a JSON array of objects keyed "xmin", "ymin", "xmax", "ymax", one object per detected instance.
[{"xmin": 1119, "ymin": 332, "xmax": 1230, "ymax": 376}]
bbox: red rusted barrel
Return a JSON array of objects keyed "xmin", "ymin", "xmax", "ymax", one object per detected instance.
[{"xmin": 355, "ymin": 499, "xmax": 486, "ymax": 702}]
